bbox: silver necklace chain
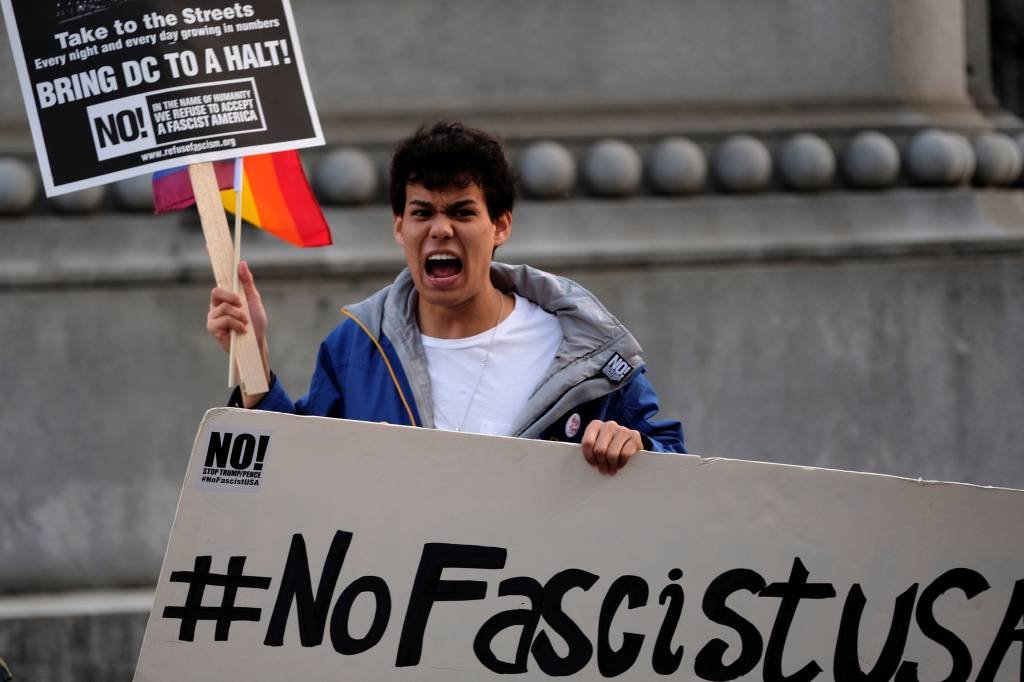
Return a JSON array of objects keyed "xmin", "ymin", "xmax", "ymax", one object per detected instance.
[{"xmin": 433, "ymin": 292, "xmax": 505, "ymax": 433}]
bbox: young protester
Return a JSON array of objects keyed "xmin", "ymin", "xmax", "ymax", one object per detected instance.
[{"xmin": 207, "ymin": 122, "xmax": 684, "ymax": 474}]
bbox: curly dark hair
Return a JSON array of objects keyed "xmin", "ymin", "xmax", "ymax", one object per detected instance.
[{"xmin": 389, "ymin": 121, "xmax": 516, "ymax": 220}]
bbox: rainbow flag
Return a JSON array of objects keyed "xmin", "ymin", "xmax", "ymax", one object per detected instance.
[
  {"xmin": 221, "ymin": 152, "xmax": 332, "ymax": 248},
  {"xmin": 152, "ymin": 151, "xmax": 332, "ymax": 248},
  {"xmin": 152, "ymin": 161, "xmax": 234, "ymax": 212}
]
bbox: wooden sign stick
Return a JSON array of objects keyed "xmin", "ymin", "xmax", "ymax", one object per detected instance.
[
  {"xmin": 189, "ymin": 162, "xmax": 269, "ymax": 396},
  {"xmin": 228, "ymin": 157, "xmax": 245, "ymax": 388}
]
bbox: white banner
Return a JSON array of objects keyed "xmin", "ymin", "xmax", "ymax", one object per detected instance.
[{"xmin": 135, "ymin": 408, "xmax": 1024, "ymax": 681}]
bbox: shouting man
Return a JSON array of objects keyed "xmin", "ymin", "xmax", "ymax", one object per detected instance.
[{"xmin": 208, "ymin": 122, "xmax": 684, "ymax": 473}]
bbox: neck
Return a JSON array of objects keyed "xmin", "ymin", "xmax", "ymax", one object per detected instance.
[{"xmin": 418, "ymin": 286, "xmax": 514, "ymax": 339}]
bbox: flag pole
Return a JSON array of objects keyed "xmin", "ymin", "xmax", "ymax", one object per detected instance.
[
  {"xmin": 228, "ymin": 157, "xmax": 245, "ymax": 387},
  {"xmin": 188, "ymin": 162, "xmax": 268, "ymax": 396}
]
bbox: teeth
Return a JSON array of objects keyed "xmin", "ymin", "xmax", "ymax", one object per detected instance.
[{"xmin": 427, "ymin": 254, "xmax": 457, "ymax": 261}]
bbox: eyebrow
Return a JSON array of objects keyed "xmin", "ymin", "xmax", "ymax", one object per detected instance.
[{"xmin": 408, "ymin": 198, "xmax": 479, "ymax": 212}]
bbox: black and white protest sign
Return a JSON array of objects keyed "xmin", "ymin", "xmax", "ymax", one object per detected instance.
[
  {"xmin": 135, "ymin": 409, "xmax": 1024, "ymax": 681},
  {"xmin": 1, "ymin": 0, "xmax": 322, "ymax": 195},
  {"xmin": 197, "ymin": 426, "xmax": 272, "ymax": 491}
]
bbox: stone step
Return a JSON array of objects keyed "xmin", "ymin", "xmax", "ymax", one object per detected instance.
[{"xmin": 0, "ymin": 589, "xmax": 151, "ymax": 682}]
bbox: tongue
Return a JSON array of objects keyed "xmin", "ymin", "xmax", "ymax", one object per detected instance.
[{"xmin": 428, "ymin": 261, "xmax": 461, "ymax": 278}]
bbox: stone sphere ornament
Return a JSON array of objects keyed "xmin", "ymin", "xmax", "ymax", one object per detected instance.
[
  {"xmin": 905, "ymin": 129, "xmax": 974, "ymax": 186},
  {"xmin": 0, "ymin": 157, "xmax": 38, "ymax": 215},
  {"xmin": 712, "ymin": 135, "xmax": 772, "ymax": 192},
  {"xmin": 1015, "ymin": 133, "xmax": 1024, "ymax": 181},
  {"xmin": 777, "ymin": 133, "xmax": 835, "ymax": 191},
  {"xmin": 314, "ymin": 148, "xmax": 377, "ymax": 205},
  {"xmin": 972, "ymin": 132, "xmax": 1023, "ymax": 187},
  {"xmin": 951, "ymin": 131, "xmax": 976, "ymax": 184},
  {"xmin": 378, "ymin": 156, "xmax": 392, "ymax": 198},
  {"xmin": 112, "ymin": 175, "xmax": 155, "ymax": 211},
  {"xmin": 647, "ymin": 137, "xmax": 707, "ymax": 195},
  {"xmin": 51, "ymin": 185, "xmax": 107, "ymax": 214},
  {"xmin": 582, "ymin": 139, "xmax": 643, "ymax": 197},
  {"xmin": 842, "ymin": 131, "xmax": 900, "ymax": 188},
  {"xmin": 518, "ymin": 141, "xmax": 576, "ymax": 199}
]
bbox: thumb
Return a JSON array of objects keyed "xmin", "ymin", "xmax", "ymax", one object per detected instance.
[{"xmin": 239, "ymin": 260, "xmax": 258, "ymax": 295}]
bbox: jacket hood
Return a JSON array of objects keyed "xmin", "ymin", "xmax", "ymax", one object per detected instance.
[{"xmin": 343, "ymin": 263, "xmax": 645, "ymax": 436}]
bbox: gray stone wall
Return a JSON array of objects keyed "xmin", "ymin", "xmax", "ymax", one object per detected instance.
[
  {"xmin": 2, "ymin": 190, "xmax": 1023, "ymax": 594},
  {"xmin": 0, "ymin": 606, "xmax": 147, "ymax": 681},
  {"xmin": 297, "ymin": 0, "xmax": 971, "ymax": 122},
  {"xmin": 0, "ymin": 0, "xmax": 996, "ymax": 153},
  {"xmin": 2, "ymin": 189, "xmax": 1024, "ymax": 679}
]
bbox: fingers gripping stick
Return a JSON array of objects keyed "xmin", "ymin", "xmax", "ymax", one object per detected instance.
[{"xmin": 189, "ymin": 162, "xmax": 269, "ymax": 396}]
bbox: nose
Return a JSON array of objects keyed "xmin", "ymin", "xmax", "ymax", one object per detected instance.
[{"xmin": 427, "ymin": 214, "xmax": 454, "ymax": 239}]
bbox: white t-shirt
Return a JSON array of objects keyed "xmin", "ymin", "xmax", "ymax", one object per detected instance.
[{"xmin": 421, "ymin": 293, "xmax": 562, "ymax": 436}]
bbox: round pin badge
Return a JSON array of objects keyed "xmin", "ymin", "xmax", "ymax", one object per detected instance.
[{"xmin": 565, "ymin": 413, "xmax": 582, "ymax": 438}]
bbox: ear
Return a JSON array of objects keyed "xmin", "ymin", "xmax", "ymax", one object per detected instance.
[
  {"xmin": 393, "ymin": 214, "xmax": 405, "ymax": 246},
  {"xmin": 492, "ymin": 211, "xmax": 512, "ymax": 248}
]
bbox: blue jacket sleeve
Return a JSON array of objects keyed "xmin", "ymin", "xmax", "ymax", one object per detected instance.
[
  {"xmin": 229, "ymin": 341, "xmax": 343, "ymax": 417},
  {"xmin": 612, "ymin": 370, "xmax": 686, "ymax": 453}
]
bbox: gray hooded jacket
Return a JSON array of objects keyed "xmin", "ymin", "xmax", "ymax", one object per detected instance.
[{"xmin": 340, "ymin": 263, "xmax": 683, "ymax": 448}]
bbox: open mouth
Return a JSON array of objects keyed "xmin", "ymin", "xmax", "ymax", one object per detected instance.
[{"xmin": 425, "ymin": 253, "xmax": 463, "ymax": 280}]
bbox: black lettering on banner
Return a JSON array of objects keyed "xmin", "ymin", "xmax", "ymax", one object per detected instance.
[
  {"xmin": 93, "ymin": 115, "xmax": 118, "ymax": 148},
  {"xmin": 395, "ymin": 543, "xmax": 507, "ymax": 667},
  {"xmin": 205, "ymin": 430, "xmax": 232, "ymax": 468},
  {"xmin": 759, "ymin": 558, "xmax": 837, "ymax": 682},
  {"xmin": 895, "ymin": 568, "xmax": 990, "ymax": 682},
  {"xmin": 94, "ymin": 107, "xmax": 147, "ymax": 148},
  {"xmin": 597, "ymin": 575, "xmax": 649, "ymax": 677},
  {"xmin": 473, "ymin": 577, "xmax": 545, "ymax": 674},
  {"xmin": 162, "ymin": 555, "xmax": 270, "ymax": 642},
  {"xmin": 694, "ymin": 568, "xmax": 767, "ymax": 681},
  {"xmin": 230, "ymin": 433, "xmax": 256, "ymax": 469},
  {"xmin": 531, "ymin": 568, "xmax": 600, "ymax": 677},
  {"xmin": 834, "ymin": 583, "xmax": 918, "ymax": 682},
  {"xmin": 254, "ymin": 434, "xmax": 269, "ymax": 470},
  {"xmin": 144, "ymin": 529, "xmax": 1024, "ymax": 681},
  {"xmin": 652, "ymin": 568, "xmax": 686, "ymax": 675},
  {"xmin": 264, "ymin": 531, "xmax": 352, "ymax": 647},
  {"xmin": 329, "ymin": 576, "xmax": 391, "ymax": 655},
  {"xmin": 975, "ymin": 579, "xmax": 1024, "ymax": 682}
]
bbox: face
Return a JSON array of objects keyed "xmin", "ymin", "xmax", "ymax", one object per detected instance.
[{"xmin": 393, "ymin": 182, "xmax": 511, "ymax": 309}]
